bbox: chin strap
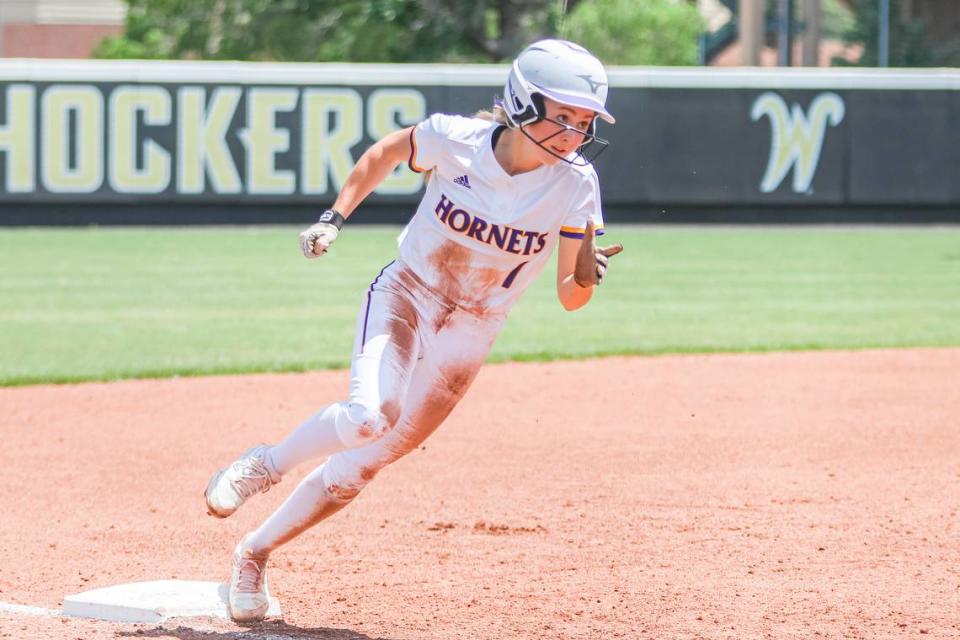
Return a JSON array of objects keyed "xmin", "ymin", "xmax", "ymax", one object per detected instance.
[{"xmin": 517, "ymin": 120, "xmax": 610, "ymax": 167}]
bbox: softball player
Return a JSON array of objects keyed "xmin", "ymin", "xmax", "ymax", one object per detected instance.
[{"xmin": 204, "ymin": 39, "xmax": 624, "ymax": 623}]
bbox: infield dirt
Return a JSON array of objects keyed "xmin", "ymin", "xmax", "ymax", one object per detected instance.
[{"xmin": 1, "ymin": 349, "xmax": 958, "ymax": 639}]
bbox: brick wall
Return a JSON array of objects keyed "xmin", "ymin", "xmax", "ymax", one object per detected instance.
[{"xmin": 1, "ymin": 22, "xmax": 122, "ymax": 58}]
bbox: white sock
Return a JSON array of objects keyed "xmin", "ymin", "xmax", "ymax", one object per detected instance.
[{"xmin": 266, "ymin": 404, "xmax": 347, "ymax": 476}]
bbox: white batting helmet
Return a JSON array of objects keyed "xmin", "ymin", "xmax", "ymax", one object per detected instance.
[{"xmin": 503, "ymin": 39, "xmax": 615, "ymax": 128}]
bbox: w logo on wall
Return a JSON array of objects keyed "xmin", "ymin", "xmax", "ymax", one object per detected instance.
[{"xmin": 751, "ymin": 92, "xmax": 845, "ymax": 194}]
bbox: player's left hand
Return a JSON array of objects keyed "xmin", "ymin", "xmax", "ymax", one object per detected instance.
[{"xmin": 574, "ymin": 219, "xmax": 623, "ymax": 287}]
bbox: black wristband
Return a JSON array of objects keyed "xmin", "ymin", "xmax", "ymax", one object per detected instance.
[{"xmin": 318, "ymin": 208, "xmax": 345, "ymax": 230}]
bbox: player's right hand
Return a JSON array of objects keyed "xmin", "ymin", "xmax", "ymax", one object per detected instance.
[
  {"xmin": 299, "ymin": 222, "xmax": 339, "ymax": 258},
  {"xmin": 298, "ymin": 209, "xmax": 345, "ymax": 259}
]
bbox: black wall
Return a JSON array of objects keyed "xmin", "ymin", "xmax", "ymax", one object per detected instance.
[{"xmin": 0, "ymin": 65, "xmax": 957, "ymax": 225}]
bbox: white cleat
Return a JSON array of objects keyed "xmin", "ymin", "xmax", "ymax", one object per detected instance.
[
  {"xmin": 229, "ymin": 536, "xmax": 270, "ymax": 623},
  {"xmin": 205, "ymin": 445, "xmax": 280, "ymax": 518}
]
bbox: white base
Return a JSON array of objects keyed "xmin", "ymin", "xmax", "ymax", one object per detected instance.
[{"xmin": 63, "ymin": 580, "xmax": 281, "ymax": 623}]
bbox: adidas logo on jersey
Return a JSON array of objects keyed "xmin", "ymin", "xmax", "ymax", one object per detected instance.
[{"xmin": 453, "ymin": 174, "xmax": 472, "ymax": 189}]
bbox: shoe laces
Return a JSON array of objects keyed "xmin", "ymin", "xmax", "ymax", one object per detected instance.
[
  {"xmin": 230, "ymin": 456, "xmax": 272, "ymax": 500},
  {"xmin": 236, "ymin": 552, "xmax": 266, "ymax": 594}
]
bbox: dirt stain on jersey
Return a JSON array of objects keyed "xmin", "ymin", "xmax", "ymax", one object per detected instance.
[
  {"xmin": 441, "ymin": 365, "xmax": 476, "ymax": 398},
  {"xmin": 376, "ymin": 292, "xmax": 420, "ymax": 435},
  {"xmin": 256, "ymin": 360, "xmax": 490, "ymax": 553},
  {"xmin": 392, "ymin": 265, "xmax": 424, "ymax": 298},
  {"xmin": 326, "ymin": 482, "xmax": 362, "ymax": 503},
  {"xmin": 433, "ymin": 306, "xmax": 455, "ymax": 333},
  {"xmin": 385, "ymin": 293, "xmax": 420, "ymax": 364},
  {"xmin": 355, "ymin": 423, "xmax": 375, "ymax": 440},
  {"xmin": 260, "ymin": 482, "xmax": 351, "ymax": 552},
  {"xmin": 379, "ymin": 399, "xmax": 402, "ymax": 435},
  {"xmin": 381, "ymin": 359, "xmax": 486, "ymax": 464},
  {"xmin": 426, "ymin": 240, "xmax": 502, "ymax": 319}
]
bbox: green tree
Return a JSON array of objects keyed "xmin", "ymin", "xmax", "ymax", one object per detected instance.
[
  {"xmin": 96, "ymin": 0, "xmax": 705, "ymax": 64},
  {"xmin": 562, "ymin": 0, "xmax": 703, "ymax": 65},
  {"xmin": 821, "ymin": 0, "xmax": 855, "ymax": 39},
  {"xmin": 96, "ymin": 0, "xmax": 563, "ymax": 62},
  {"xmin": 835, "ymin": 0, "xmax": 934, "ymax": 66}
]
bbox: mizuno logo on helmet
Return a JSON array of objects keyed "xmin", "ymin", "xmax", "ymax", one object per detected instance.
[{"xmin": 577, "ymin": 74, "xmax": 607, "ymax": 95}]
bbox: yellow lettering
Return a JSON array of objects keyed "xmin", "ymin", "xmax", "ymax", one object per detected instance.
[
  {"xmin": 368, "ymin": 89, "xmax": 425, "ymax": 195},
  {"xmin": 108, "ymin": 86, "xmax": 172, "ymax": 193},
  {"xmin": 41, "ymin": 85, "xmax": 104, "ymax": 193},
  {"xmin": 0, "ymin": 85, "xmax": 35, "ymax": 193},
  {"xmin": 301, "ymin": 89, "xmax": 362, "ymax": 195},
  {"xmin": 751, "ymin": 92, "xmax": 845, "ymax": 194},
  {"xmin": 177, "ymin": 87, "xmax": 242, "ymax": 194},
  {"xmin": 238, "ymin": 88, "xmax": 298, "ymax": 195}
]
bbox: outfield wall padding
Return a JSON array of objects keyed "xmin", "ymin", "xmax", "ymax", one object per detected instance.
[{"xmin": 0, "ymin": 61, "xmax": 957, "ymax": 224}]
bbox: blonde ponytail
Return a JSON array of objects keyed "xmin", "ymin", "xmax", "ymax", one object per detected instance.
[{"xmin": 473, "ymin": 103, "xmax": 508, "ymax": 125}]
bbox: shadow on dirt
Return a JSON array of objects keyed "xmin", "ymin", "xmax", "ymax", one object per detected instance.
[{"xmin": 115, "ymin": 621, "xmax": 395, "ymax": 640}]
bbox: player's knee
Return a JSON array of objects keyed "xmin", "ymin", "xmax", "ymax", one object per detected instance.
[
  {"xmin": 319, "ymin": 456, "xmax": 384, "ymax": 503},
  {"xmin": 334, "ymin": 400, "xmax": 400, "ymax": 448}
]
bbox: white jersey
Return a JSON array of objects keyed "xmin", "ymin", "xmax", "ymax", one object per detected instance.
[{"xmin": 398, "ymin": 113, "xmax": 605, "ymax": 315}]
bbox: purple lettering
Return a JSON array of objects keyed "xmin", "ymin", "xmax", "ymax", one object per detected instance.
[
  {"xmin": 521, "ymin": 230, "xmax": 538, "ymax": 255},
  {"xmin": 439, "ymin": 203, "xmax": 547, "ymax": 258},
  {"xmin": 434, "ymin": 194, "xmax": 454, "ymax": 222},
  {"xmin": 448, "ymin": 209, "xmax": 471, "ymax": 232},
  {"xmin": 501, "ymin": 261, "xmax": 529, "ymax": 288},
  {"xmin": 534, "ymin": 233, "xmax": 547, "ymax": 254},
  {"xmin": 466, "ymin": 216, "xmax": 489, "ymax": 241},
  {"xmin": 487, "ymin": 223, "xmax": 508, "ymax": 250},
  {"xmin": 506, "ymin": 228, "xmax": 524, "ymax": 254}
]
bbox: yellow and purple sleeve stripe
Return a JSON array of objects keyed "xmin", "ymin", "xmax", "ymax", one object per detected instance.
[
  {"xmin": 408, "ymin": 127, "xmax": 428, "ymax": 173},
  {"xmin": 559, "ymin": 224, "xmax": 605, "ymax": 239}
]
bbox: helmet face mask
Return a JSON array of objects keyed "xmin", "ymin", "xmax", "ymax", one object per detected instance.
[
  {"xmin": 502, "ymin": 39, "xmax": 614, "ymax": 166},
  {"xmin": 515, "ymin": 96, "xmax": 610, "ymax": 167}
]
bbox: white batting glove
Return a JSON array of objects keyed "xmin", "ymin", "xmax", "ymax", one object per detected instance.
[{"xmin": 299, "ymin": 209, "xmax": 345, "ymax": 259}]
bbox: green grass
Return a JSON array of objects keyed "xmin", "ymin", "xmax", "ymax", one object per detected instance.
[{"xmin": 1, "ymin": 225, "xmax": 958, "ymax": 386}]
